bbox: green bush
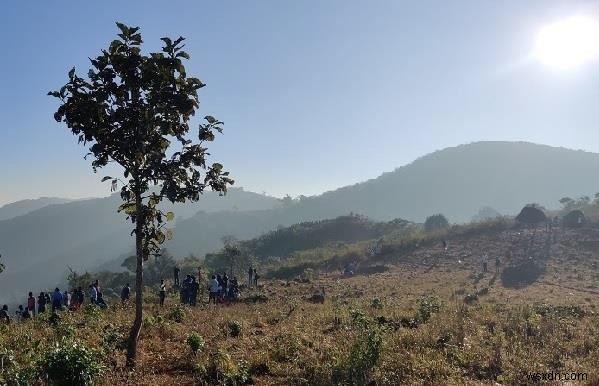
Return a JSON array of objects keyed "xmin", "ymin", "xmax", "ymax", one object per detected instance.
[
  {"xmin": 186, "ymin": 332, "xmax": 205, "ymax": 355},
  {"xmin": 415, "ymin": 295, "xmax": 441, "ymax": 323},
  {"xmin": 227, "ymin": 320, "xmax": 242, "ymax": 338},
  {"xmin": 424, "ymin": 214, "xmax": 450, "ymax": 232},
  {"xmin": 39, "ymin": 340, "xmax": 103, "ymax": 386},
  {"xmin": 168, "ymin": 305, "xmax": 185, "ymax": 323},
  {"xmin": 334, "ymin": 312, "xmax": 384, "ymax": 385},
  {"xmin": 464, "ymin": 293, "xmax": 479, "ymax": 304},
  {"xmin": 195, "ymin": 350, "xmax": 249, "ymax": 386},
  {"xmin": 370, "ymin": 297, "xmax": 384, "ymax": 309},
  {"xmin": 82, "ymin": 304, "xmax": 101, "ymax": 321}
]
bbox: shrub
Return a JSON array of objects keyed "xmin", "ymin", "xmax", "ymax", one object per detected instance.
[
  {"xmin": 370, "ymin": 297, "xmax": 384, "ymax": 309},
  {"xmin": 415, "ymin": 295, "xmax": 441, "ymax": 323},
  {"xmin": 196, "ymin": 350, "xmax": 249, "ymax": 386},
  {"xmin": 101, "ymin": 324, "xmax": 125, "ymax": 354},
  {"xmin": 186, "ymin": 332, "xmax": 205, "ymax": 355},
  {"xmin": 39, "ymin": 340, "xmax": 103, "ymax": 386},
  {"xmin": 424, "ymin": 214, "xmax": 450, "ymax": 232},
  {"xmin": 168, "ymin": 305, "xmax": 185, "ymax": 323},
  {"xmin": 464, "ymin": 293, "xmax": 479, "ymax": 304},
  {"xmin": 82, "ymin": 304, "xmax": 101, "ymax": 321},
  {"xmin": 227, "ymin": 320, "xmax": 242, "ymax": 338},
  {"xmin": 334, "ymin": 312, "xmax": 384, "ymax": 385}
]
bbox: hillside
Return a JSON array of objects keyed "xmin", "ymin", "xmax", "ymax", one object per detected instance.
[
  {"xmin": 169, "ymin": 141, "xmax": 599, "ymax": 258},
  {"xmin": 2, "ymin": 222, "xmax": 599, "ymax": 385},
  {"xmin": 0, "ymin": 197, "xmax": 73, "ymax": 221},
  {"xmin": 4, "ymin": 141, "xmax": 599, "ymax": 304},
  {"xmin": 0, "ymin": 188, "xmax": 281, "ymax": 304}
]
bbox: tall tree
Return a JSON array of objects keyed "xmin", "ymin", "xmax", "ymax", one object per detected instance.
[{"xmin": 50, "ymin": 23, "xmax": 233, "ymax": 367}]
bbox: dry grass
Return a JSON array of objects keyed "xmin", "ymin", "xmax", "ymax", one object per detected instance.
[{"xmin": 2, "ymin": 225, "xmax": 599, "ymax": 385}]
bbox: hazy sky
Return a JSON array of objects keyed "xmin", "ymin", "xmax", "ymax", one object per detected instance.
[{"xmin": 2, "ymin": 0, "xmax": 599, "ymax": 206}]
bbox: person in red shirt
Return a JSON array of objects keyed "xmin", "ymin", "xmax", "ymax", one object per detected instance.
[{"xmin": 27, "ymin": 292, "xmax": 36, "ymax": 317}]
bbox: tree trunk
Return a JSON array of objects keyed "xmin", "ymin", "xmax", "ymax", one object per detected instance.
[{"xmin": 126, "ymin": 195, "xmax": 144, "ymax": 368}]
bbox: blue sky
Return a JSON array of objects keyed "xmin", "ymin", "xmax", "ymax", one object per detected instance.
[{"xmin": 2, "ymin": 0, "xmax": 599, "ymax": 205}]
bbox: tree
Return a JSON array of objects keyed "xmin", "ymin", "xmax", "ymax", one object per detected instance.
[
  {"xmin": 424, "ymin": 214, "xmax": 449, "ymax": 232},
  {"xmin": 0, "ymin": 253, "xmax": 4, "ymax": 274},
  {"xmin": 559, "ymin": 197, "xmax": 574, "ymax": 211},
  {"xmin": 206, "ymin": 236, "xmax": 249, "ymax": 277},
  {"xmin": 50, "ymin": 23, "xmax": 233, "ymax": 367}
]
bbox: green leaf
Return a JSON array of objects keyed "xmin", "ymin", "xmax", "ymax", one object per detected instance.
[
  {"xmin": 205, "ymin": 115, "xmax": 216, "ymax": 124},
  {"xmin": 115, "ymin": 22, "xmax": 129, "ymax": 35},
  {"xmin": 68, "ymin": 67, "xmax": 75, "ymax": 79},
  {"xmin": 166, "ymin": 212, "xmax": 175, "ymax": 221},
  {"xmin": 101, "ymin": 176, "xmax": 113, "ymax": 182}
]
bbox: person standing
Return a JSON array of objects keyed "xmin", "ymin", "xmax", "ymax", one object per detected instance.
[
  {"xmin": 253, "ymin": 268, "xmax": 259, "ymax": 287},
  {"xmin": 63, "ymin": 290, "xmax": 70, "ymax": 309},
  {"xmin": 51, "ymin": 288, "xmax": 63, "ymax": 313},
  {"xmin": 77, "ymin": 287, "xmax": 85, "ymax": 307},
  {"xmin": 174, "ymin": 266, "xmax": 180, "ymax": 287},
  {"xmin": 38, "ymin": 292, "xmax": 47, "ymax": 314},
  {"xmin": 121, "ymin": 283, "xmax": 131, "ymax": 303},
  {"xmin": 208, "ymin": 275, "xmax": 219, "ymax": 304},
  {"xmin": 15, "ymin": 305, "xmax": 24, "ymax": 322},
  {"xmin": 248, "ymin": 266, "xmax": 253, "ymax": 287},
  {"xmin": 222, "ymin": 273, "xmax": 229, "ymax": 298},
  {"xmin": 159, "ymin": 279, "xmax": 166, "ymax": 307},
  {"xmin": 190, "ymin": 277, "xmax": 199, "ymax": 306},
  {"xmin": 27, "ymin": 292, "xmax": 36, "ymax": 318},
  {"xmin": 89, "ymin": 284, "xmax": 98, "ymax": 305},
  {"xmin": 0, "ymin": 305, "xmax": 10, "ymax": 324},
  {"xmin": 482, "ymin": 254, "xmax": 488, "ymax": 273}
]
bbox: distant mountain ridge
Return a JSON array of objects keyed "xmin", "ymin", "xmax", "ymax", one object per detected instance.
[
  {"xmin": 0, "ymin": 197, "xmax": 73, "ymax": 221},
  {"xmin": 0, "ymin": 188, "xmax": 281, "ymax": 304},
  {"xmin": 3, "ymin": 141, "xmax": 599, "ymax": 304}
]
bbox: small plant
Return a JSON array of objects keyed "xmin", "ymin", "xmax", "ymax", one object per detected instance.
[
  {"xmin": 168, "ymin": 305, "xmax": 185, "ymax": 323},
  {"xmin": 52, "ymin": 319, "xmax": 76, "ymax": 340},
  {"xmin": 227, "ymin": 320, "xmax": 242, "ymax": 337},
  {"xmin": 38, "ymin": 339, "xmax": 103, "ymax": 386},
  {"xmin": 464, "ymin": 293, "xmax": 479, "ymax": 304},
  {"xmin": 196, "ymin": 350, "xmax": 249, "ymax": 386},
  {"xmin": 370, "ymin": 297, "xmax": 384, "ymax": 309},
  {"xmin": 186, "ymin": 332, "xmax": 204, "ymax": 355},
  {"xmin": 415, "ymin": 295, "xmax": 441, "ymax": 323},
  {"xmin": 333, "ymin": 311, "xmax": 384, "ymax": 385},
  {"xmin": 101, "ymin": 325, "xmax": 125, "ymax": 355},
  {"xmin": 82, "ymin": 304, "xmax": 101, "ymax": 321}
]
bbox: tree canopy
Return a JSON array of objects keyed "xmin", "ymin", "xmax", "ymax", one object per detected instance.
[{"xmin": 50, "ymin": 22, "xmax": 233, "ymax": 367}]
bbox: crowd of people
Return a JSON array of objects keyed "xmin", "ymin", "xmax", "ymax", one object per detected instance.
[
  {"xmin": 1, "ymin": 280, "xmax": 108, "ymax": 324},
  {"xmin": 171, "ymin": 266, "xmax": 251, "ymax": 306},
  {"xmin": 0, "ymin": 266, "xmax": 263, "ymax": 324}
]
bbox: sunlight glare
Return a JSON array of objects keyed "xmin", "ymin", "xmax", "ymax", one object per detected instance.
[{"xmin": 533, "ymin": 15, "xmax": 599, "ymax": 70}]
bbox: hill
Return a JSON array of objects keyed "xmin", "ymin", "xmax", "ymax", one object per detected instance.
[
  {"xmin": 2, "ymin": 221, "xmax": 599, "ymax": 385},
  {"xmin": 0, "ymin": 197, "xmax": 73, "ymax": 221},
  {"xmin": 4, "ymin": 141, "xmax": 599, "ymax": 303},
  {"xmin": 169, "ymin": 141, "xmax": 599, "ymax": 258},
  {"xmin": 0, "ymin": 188, "xmax": 281, "ymax": 304}
]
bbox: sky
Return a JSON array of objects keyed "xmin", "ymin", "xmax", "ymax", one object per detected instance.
[{"xmin": 2, "ymin": 0, "xmax": 599, "ymax": 206}]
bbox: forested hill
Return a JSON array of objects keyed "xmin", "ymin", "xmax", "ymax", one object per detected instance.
[
  {"xmin": 287, "ymin": 141, "xmax": 599, "ymax": 223},
  {"xmin": 167, "ymin": 141, "xmax": 599, "ymax": 258}
]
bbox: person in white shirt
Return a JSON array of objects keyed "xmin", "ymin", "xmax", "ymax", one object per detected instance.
[{"xmin": 208, "ymin": 275, "xmax": 219, "ymax": 304}]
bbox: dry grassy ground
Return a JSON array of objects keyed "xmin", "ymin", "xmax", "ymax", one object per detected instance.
[{"xmin": 2, "ymin": 226, "xmax": 599, "ymax": 385}]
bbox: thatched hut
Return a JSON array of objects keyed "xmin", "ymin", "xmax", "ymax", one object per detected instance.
[
  {"xmin": 515, "ymin": 205, "xmax": 547, "ymax": 225},
  {"xmin": 562, "ymin": 210, "xmax": 586, "ymax": 228}
]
